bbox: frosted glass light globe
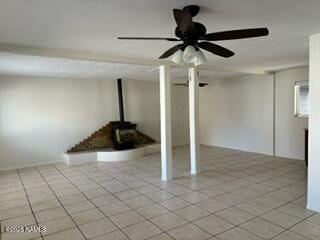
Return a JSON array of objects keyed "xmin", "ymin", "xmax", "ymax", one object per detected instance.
[
  {"xmin": 194, "ymin": 50, "xmax": 207, "ymax": 66},
  {"xmin": 171, "ymin": 50, "xmax": 184, "ymax": 65},
  {"xmin": 183, "ymin": 45, "xmax": 196, "ymax": 63}
]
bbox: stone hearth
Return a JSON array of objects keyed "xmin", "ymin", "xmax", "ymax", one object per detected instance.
[{"xmin": 67, "ymin": 123, "xmax": 156, "ymax": 153}]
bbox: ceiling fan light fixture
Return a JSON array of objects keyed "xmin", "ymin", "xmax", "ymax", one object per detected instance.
[
  {"xmin": 183, "ymin": 45, "xmax": 196, "ymax": 63},
  {"xmin": 194, "ymin": 50, "xmax": 207, "ymax": 66},
  {"xmin": 118, "ymin": 6, "xmax": 269, "ymax": 63},
  {"xmin": 171, "ymin": 49, "xmax": 184, "ymax": 65}
]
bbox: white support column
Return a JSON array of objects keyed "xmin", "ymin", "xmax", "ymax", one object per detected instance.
[
  {"xmin": 159, "ymin": 65, "xmax": 173, "ymax": 181},
  {"xmin": 307, "ymin": 34, "xmax": 320, "ymax": 212},
  {"xmin": 189, "ymin": 67, "xmax": 200, "ymax": 175}
]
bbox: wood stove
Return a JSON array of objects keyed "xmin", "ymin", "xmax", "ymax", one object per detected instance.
[{"xmin": 111, "ymin": 79, "xmax": 137, "ymax": 150}]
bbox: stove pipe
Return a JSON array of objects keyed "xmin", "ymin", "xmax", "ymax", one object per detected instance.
[{"xmin": 117, "ymin": 78, "xmax": 125, "ymax": 123}]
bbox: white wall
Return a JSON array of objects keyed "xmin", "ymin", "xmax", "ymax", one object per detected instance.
[
  {"xmin": 199, "ymin": 75, "xmax": 274, "ymax": 155},
  {"xmin": 124, "ymin": 80, "xmax": 160, "ymax": 141},
  {"xmin": 171, "ymin": 86, "xmax": 189, "ymax": 146},
  {"xmin": 0, "ymin": 75, "xmax": 188, "ymax": 170},
  {"xmin": 125, "ymin": 80, "xmax": 189, "ymax": 146},
  {"xmin": 308, "ymin": 34, "xmax": 320, "ymax": 212},
  {"xmin": 0, "ymin": 76, "xmax": 115, "ymax": 170},
  {"xmin": 0, "ymin": 67, "xmax": 309, "ymax": 170},
  {"xmin": 275, "ymin": 67, "xmax": 308, "ymax": 160},
  {"xmin": 199, "ymin": 68, "xmax": 308, "ymax": 159}
]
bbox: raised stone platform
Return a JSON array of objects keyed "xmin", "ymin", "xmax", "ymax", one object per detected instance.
[{"xmin": 63, "ymin": 143, "xmax": 160, "ymax": 165}]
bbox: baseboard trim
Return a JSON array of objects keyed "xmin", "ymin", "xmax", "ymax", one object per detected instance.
[
  {"xmin": 0, "ymin": 160, "xmax": 64, "ymax": 172},
  {"xmin": 64, "ymin": 144, "xmax": 161, "ymax": 165},
  {"xmin": 307, "ymin": 203, "xmax": 320, "ymax": 213}
]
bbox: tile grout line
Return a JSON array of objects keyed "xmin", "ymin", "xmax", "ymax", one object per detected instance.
[
  {"xmin": 75, "ymin": 164, "xmax": 197, "ymax": 239},
  {"xmin": 91, "ymin": 158, "xmax": 312, "ymax": 239},
  {"xmin": 86, "ymin": 163, "xmax": 277, "ymax": 239},
  {"xmin": 86, "ymin": 163, "xmax": 220, "ymax": 239},
  {"xmin": 52, "ymin": 164, "xmax": 138, "ymax": 240},
  {"xmin": 17, "ymin": 169, "xmax": 44, "ymax": 240},
  {"xmin": 86, "ymin": 159, "xmax": 310, "ymax": 239},
  {"xmin": 0, "ymin": 147, "xmax": 313, "ymax": 240},
  {"xmin": 34, "ymin": 166, "xmax": 88, "ymax": 240}
]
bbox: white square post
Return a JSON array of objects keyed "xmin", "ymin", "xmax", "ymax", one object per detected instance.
[
  {"xmin": 189, "ymin": 67, "xmax": 200, "ymax": 174},
  {"xmin": 307, "ymin": 34, "xmax": 320, "ymax": 212},
  {"xmin": 159, "ymin": 65, "xmax": 173, "ymax": 181}
]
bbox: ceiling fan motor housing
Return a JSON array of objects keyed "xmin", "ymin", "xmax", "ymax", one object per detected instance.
[{"xmin": 182, "ymin": 5, "xmax": 200, "ymax": 17}]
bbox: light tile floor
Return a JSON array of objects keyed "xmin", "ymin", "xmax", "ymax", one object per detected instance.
[{"xmin": 0, "ymin": 145, "xmax": 319, "ymax": 240}]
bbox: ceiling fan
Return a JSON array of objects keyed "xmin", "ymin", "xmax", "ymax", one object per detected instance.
[
  {"xmin": 174, "ymin": 81, "xmax": 208, "ymax": 87},
  {"xmin": 118, "ymin": 5, "xmax": 269, "ymax": 65}
]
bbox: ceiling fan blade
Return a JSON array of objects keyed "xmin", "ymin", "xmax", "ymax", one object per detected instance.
[
  {"xmin": 118, "ymin": 37, "xmax": 180, "ymax": 41},
  {"xmin": 198, "ymin": 42, "xmax": 234, "ymax": 58},
  {"xmin": 159, "ymin": 44, "xmax": 184, "ymax": 59},
  {"xmin": 199, "ymin": 83, "xmax": 208, "ymax": 87},
  {"xmin": 174, "ymin": 83, "xmax": 208, "ymax": 87},
  {"xmin": 203, "ymin": 28, "xmax": 269, "ymax": 41},
  {"xmin": 173, "ymin": 9, "xmax": 195, "ymax": 35}
]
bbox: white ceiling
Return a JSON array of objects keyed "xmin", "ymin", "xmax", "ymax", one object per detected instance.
[
  {"xmin": 0, "ymin": 52, "xmax": 242, "ymax": 81},
  {"xmin": 0, "ymin": 0, "xmax": 319, "ymax": 79},
  {"xmin": 0, "ymin": 52, "xmax": 156, "ymax": 80}
]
